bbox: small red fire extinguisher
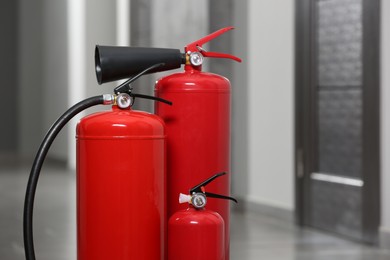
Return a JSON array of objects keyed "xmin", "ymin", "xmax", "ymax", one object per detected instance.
[
  {"xmin": 168, "ymin": 172, "xmax": 237, "ymax": 260},
  {"xmin": 155, "ymin": 27, "xmax": 241, "ymax": 260}
]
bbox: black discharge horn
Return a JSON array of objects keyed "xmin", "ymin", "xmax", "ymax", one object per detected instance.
[{"xmin": 95, "ymin": 45, "xmax": 186, "ymax": 84}]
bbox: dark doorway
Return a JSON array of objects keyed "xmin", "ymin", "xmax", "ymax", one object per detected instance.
[{"xmin": 295, "ymin": 0, "xmax": 380, "ymax": 243}]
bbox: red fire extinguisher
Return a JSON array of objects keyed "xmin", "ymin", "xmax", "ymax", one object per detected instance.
[
  {"xmin": 76, "ymin": 94, "xmax": 168, "ymax": 259},
  {"xmin": 76, "ymin": 57, "xmax": 181, "ymax": 260},
  {"xmin": 155, "ymin": 26, "xmax": 241, "ymax": 259},
  {"xmin": 169, "ymin": 172, "xmax": 237, "ymax": 260},
  {"xmin": 23, "ymin": 63, "xmax": 179, "ymax": 260}
]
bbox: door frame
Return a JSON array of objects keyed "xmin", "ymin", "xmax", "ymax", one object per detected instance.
[{"xmin": 294, "ymin": 0, "xmax": 380, "ymax": 243}]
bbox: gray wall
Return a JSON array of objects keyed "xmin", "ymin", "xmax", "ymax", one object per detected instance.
[
  {"xmin": 18, "ymin": 0, "xmax": 69, "ymax": 161},
  {"xmin": 207, "ymin": 0, "xmax": 250, "ymax": 201},
  {"xmin": 0, "ymin": 1, "xmax": 19, "ymax": 154},
  {"xmin": 380, "ymin": 0, "xmax": 390, "ymax": 247},
  {"xmin": 130, "ymin": 0, "xmax": 153, "ymax": 112},
  {"xmin": 231, "ymin": 0, "xmax": 249, "ymax": 200},
  {"xmin": 15, "ymin": 0, "xmax": 120, "ymax": 166},
  {"xmin": 42, "ymin": 0, "xmax": 69, "ymax": 160},
  {"xmin": 18, "ymin": 0, "xmax": 45, "ymax": 159}
]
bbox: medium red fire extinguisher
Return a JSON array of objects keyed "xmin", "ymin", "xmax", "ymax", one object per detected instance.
[
  {"xmin": 169, "ymin": 172, "xmax": 237, "ymax": 260},
  {"xmin": 155, "ymin": 26, "xmax": 241, "ymax": 259}
]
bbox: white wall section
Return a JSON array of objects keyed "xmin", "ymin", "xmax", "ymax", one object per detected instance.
[
  {"xmin": 116, "ymin": 0, "xmax": 130, "ymax": 47},
  {"xmin": 67, "ymin": 0, "xmax": 86, "ymax": 168},
  {"xmin": 246, "ymin": 0, "xmax": 295, "ymax": 210}
]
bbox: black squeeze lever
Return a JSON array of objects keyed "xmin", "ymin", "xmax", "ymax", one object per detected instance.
[
  {"xmin": 114, "ymin": 63, "xmax": 165, "ymax": 94},
  {"xmin": 114, "ymin": 63, "xmax": 172, "ymax": 106},
  {"xmin": 131, "ymin": 93, "xmax": 172, "ymax": 106},
  {"xmin": 190, "ymin": 172, "xmax": 238, "ymax": 203}
]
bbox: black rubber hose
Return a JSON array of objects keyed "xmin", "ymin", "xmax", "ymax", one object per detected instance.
[{"xmin": 23, "ymin": 95, "xmax": 105, "ymax": 260}]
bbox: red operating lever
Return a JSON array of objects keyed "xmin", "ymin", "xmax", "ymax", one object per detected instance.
[{"xmin": 185, "ymin": 26, "xmax": 242, "ymax": 63}]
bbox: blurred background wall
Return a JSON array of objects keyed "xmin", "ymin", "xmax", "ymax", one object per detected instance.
[
  {"xmin": 0, "ymin": 0, "xmax": 389, "ymax": 248},
  {"xmin": 381, "ymin": 0, "xmax": 390, "ymax": 247}
]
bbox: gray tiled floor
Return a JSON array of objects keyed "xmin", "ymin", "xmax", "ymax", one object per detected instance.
[{"xmin": 1, "ymin": 163, "xmax": 389, "ymax": 259}]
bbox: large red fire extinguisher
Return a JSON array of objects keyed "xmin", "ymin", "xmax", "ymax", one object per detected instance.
[
  {"xmin": 155, "ymin": 27, "xmax": 241, "ymax": 259},
  {"xmin": 76, "ymin": 93, "xmax": 167, "ymax": 260},
  {"xmin": 169, "ymin": 172, "xmax": 237, "ymax": 260},
  {"xmin": 23, "ymin": 62, "xmax": 180, "ymax": 260}
]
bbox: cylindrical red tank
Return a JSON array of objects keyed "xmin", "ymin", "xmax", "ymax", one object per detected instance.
[
  {"xmin": 76, "ymin": 106, "xmax": 166, "ymax": 260},
  {"xmin": 168, "ymin": 207, "xmax": 225, "ymax": 260},
  {"xmin": 155, "ymin": 65, "xmax": 231, "ymax": 258}
]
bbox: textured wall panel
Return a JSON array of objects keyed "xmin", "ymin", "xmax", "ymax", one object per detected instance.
[
  {"xmin": 318, "ymin": 89, "xmax": 362, "ymax": 178},
  {"xmin": 317, "ymin": 0, "xmax": 362, "ymax": 87}
]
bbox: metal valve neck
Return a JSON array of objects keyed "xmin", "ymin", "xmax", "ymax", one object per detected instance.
[{"xmin": 178, "ymin": 172, "xmax": 237, "ymax": 210}]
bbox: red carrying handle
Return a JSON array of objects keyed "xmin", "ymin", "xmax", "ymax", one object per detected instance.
[{"xmin": 185, "ymin": 27, "xmax": 242, "ymax": 63}]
